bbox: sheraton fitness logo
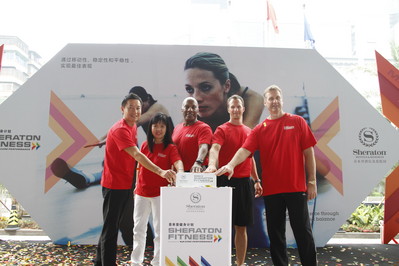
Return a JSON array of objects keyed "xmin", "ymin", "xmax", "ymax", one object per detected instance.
[
  {"xmin": 0, "ymin": 129, "xmax": 41, "ymax": 151},
  {"xmin": 353, "ymin": 127, "xmax": 386, "ymax": 164}
]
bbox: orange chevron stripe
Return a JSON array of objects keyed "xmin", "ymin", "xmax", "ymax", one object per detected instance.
[
  {"xmin": 376, "ymin": 51, "xmax": 399, "ymax": 89},
  {"xmin": 316, "ymin": 116, "xmax": 341, "ymax": 168},
  {"xmin": 376, "ymin": 51, "xmax": 399, "ymax": 243},
  {"xmin": 45, "ymin": 91, "xmax": 98, "ymax": 192},
  {"xmin": 385, "ymin": 166, "xmax": 399, "ymax": 199},
  {"xmin": 311, "ymin": 98, "xmax": 338, "ymax": 129},
  {"xmin": 311, "ymin": 97, "xmax": 343, "ymax": 194},
  {"xmin": 383, "ymin": 212, "xmax": 399, "ymax": 244},
  {"xmin": 317, "ymin": 121, "xmax": 342, "ymax": 194},
  {"xmin": 381, "ymin": 94, "xmax": 399, "ymax": 128}
]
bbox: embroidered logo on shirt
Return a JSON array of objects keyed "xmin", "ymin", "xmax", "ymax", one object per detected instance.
[
  {"xmin": 158, "ymin": 153, "xmax": 166, "ymax": 158},
  {"xmin": 263, "ymin": 122, "xmax": 267, "ymax": 127},
  {"xmin": 185, "ymin": 134, "xmax": 195, "ymax": 137},
  {"xmin": 284, "ymin": 126, "xmax": 295, "ymax": 130}
]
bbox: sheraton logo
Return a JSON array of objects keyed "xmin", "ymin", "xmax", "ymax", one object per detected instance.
[
  {"xmin": 353, "ymin": 127, "xmax": 387, "ymax": 164},
  {"xmin": 358, "ymin": 127, "xmax": 379, "ymax": 147},
  {"xmin": 190, "ymin": 192, "xmax": 201, "ymax": 203}
]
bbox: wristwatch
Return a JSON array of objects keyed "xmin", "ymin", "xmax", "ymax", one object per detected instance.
[
  {"xmin": 308, "ymin": 180, "xmax": 316, "ymax": 185},
  {"xmin": 195, "ymin": 159, "xmax": 203, "ymax": 165},
  {"xmin": 254, "ymin": 179, "xmax": 261, "ymax": 183}
]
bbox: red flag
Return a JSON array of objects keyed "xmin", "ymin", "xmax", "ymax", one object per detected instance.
[
  {"xmin": 267, "ymin": 0, "xmax": 279, "ymax": 34},
  {"xmin": 0, "ymin": 44, "xmax": 4, "ymax": 71}
]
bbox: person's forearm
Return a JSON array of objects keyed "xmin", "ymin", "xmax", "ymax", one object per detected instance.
[
  {"xmin": 251, "ymin": 157, "xmax": 260, "ymax": 181},
  {"xmin": 196, "ymin": 144, "xmax": 209, "ymax": 162},
  {"xmin": 228, "ymin": 148, "xmax": 251, "ymax": 168},
  {"xmin": 125, "ymin": 147, "xmax": 163, "ymax": 176},
  {"xmin": 304, "ymin": 147, "xmax": 316, "ymax": 183},
  {"xmin": 207, "ymin": 144, "xmax": 220, "ymax": 168},
  {"xmin": 174, "ymin": 160, "xmax": 184, "ymax": 173},
  {"xmin": 136, "ymin": 152, "xmax": 163, "ymax": 175}
]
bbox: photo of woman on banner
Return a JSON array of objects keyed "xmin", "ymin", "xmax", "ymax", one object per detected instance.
[
  {"xmin": 184, "ymin": 52, "xmax": 268, "ymax": 247},
  {"xmin": 184, "ymin": 52, "xmax": 264, "ymax": 131},
  {"xmin": 129, "ymin": 86, "xmax": 174, "ymax": 134}
]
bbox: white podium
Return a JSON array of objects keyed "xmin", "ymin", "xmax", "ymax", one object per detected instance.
[{"xmin": 160, "ymin": 186, "xmax": 232, "ymax": 266}]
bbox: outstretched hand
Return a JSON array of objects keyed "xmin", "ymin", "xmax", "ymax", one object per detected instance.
[
  {"xmin": 204, "ymin": 165, "xmax": 217, "ymax": 173},
  {"xmin": 83, "ymin": 141, "xmax": 105, "ymax": 148},
  {"xmin": 214, "ymin": 165, "xmax": 234, "ymax": 180},
  {"xmin": 160, "ymin": 169, "xmax": 176, "ymax": 184}
]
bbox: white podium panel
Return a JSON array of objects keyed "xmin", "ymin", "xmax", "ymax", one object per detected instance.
[{"xmin": 160, "ymin": 187, "xmax": 232, "ymax": 266}]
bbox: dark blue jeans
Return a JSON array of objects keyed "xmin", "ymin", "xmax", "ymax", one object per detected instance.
[{"xmin": 263, "ymin": 192, "xmax": 317, "ymax": 266}]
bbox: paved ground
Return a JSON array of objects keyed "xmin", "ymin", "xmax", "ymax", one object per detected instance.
[{"xmin": 1, "ymin": 230, "xmax": 399, "ymax": 265}]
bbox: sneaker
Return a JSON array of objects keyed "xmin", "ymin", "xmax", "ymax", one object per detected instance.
[{"xmin": 50, "ymin": 158, "xmax": 89, "ymax": 189}]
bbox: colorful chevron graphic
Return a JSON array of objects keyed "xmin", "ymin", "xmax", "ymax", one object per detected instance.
[
  {"xmin": 189, "ymin": 256, "xmax": 199, "ymax": 266},
  {"xmin": 311, "ymin": 97, "xmax": 343, "ymax": 195},
  {"xmin": 213, "ymin": 235, "xmax": 222, "ymax": 242},
  {"xmin": 201, "ymin": 256, "xmax": 211, "ymax": 266},
  {"xmin": 165, "ymin": 256, "xmax": 175, "ymax": 266},
  {"xmin": 375, "ymin": 51, "xmax": 399, "ymax": 244},
  {"xmin": 177, "ymin": 256, "xmax": 188, "ymax": 266},
  {"xmin": 164, "ymin": 256, "xmax": 212, "ymax": 266},
  {"xmin": 32, "ymin": 142, "xmax": 40, "ymax": 150},
  {"xmin": 45, "ymin": 91, "xmax": 98, "ymax": 192}
]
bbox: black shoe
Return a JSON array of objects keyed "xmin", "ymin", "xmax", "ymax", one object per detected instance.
[{"xmin": 51, "ymin": 158, "xmax": 89, "ymax": 189}]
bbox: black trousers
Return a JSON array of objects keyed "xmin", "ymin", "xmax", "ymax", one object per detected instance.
[
  {"xmin": 263, "ymin": 192, "xmax": 317, "ymax": 266},
  {"xmin": 95, "ymin": 187, "xmax": 131, "ymax": 266}
]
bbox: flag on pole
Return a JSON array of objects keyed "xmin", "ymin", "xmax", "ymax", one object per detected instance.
[
  {"xmin": 0, "ymin": 44, "xmax": 4, "ymax": 71},
  {"xmin": 304, "ymin": 14, "xmax": 315, "ymax": 48},
  {"xmin": 267, "ymin": 0, "xmax": 279, "ymax": 34}
]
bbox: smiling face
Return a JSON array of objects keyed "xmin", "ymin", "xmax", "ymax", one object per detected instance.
[
  {"xmin": 122, "ymin": 99, "xmax": 142, "ymax": 126},
  {"xmin": 181, "ymin": 97, "xmax": 199, "ymax": 125},
  {"xmin": 151, "ymin": 121, "xmax": 167, "ymax": 143},
  {"xmin": 184, "ymin": 68, "xmax": 230, "ymax": 118},
  {"xmin": 264, "ymin": 89, "xmax": 283, "ymax": 116}
]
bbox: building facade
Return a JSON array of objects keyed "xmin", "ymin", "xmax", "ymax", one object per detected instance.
[{"xmin": 0, "ymin": 36, "xmax": 43, "ymax": 104}]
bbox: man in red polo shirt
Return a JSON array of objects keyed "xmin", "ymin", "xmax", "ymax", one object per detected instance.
[
  {"xmin": 205, "ymin": 94, "xmax": 262, "ymax": 266},
  {"xmin": 172, "ymin": 97, "xmax": 212, "ymax": 172},
  {"xmin": 94, "ymin": 93, "xmax": 176, "ymax": 266},
  {"xmin": 216, "ymin": 85, "xmax": 317, "ymax": 266}
]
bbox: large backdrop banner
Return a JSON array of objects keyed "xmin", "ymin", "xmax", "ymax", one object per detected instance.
[{"xmin": 0, "ymin": 44, "xmax": 398, "ymax": 247}]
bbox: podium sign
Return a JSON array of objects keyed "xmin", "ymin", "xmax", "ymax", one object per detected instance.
[
  {"xmin": 175, "ymin": 172, "xmax": 217, "ymax": 188},
  {"xmin": 160, "ymin": 187, "xmax": 232, "ymax": 266}
]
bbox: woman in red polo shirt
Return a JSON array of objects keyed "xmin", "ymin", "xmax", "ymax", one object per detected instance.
[{"xmin": 131, "ymin": 113, "xmax": 183, "ymax": 266}]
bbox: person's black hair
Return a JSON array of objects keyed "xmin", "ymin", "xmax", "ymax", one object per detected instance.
[
  {"xmin": 228, "ymin": 72, "xmax": 241, "ymax": 95},
  {"xmin": 129, "ymin": 86, "xmax": 157, "ymax": 105},
  {"xmin": 122, "ymin": 93, "xmax": 142, "ymax": 107},
  {"xmin": 147, "ymin": 113, "xmax": 173, "ymax": 153},
  {"xmin": 184, "ymin": 52, "xmax": 240, "ymax": 95}
]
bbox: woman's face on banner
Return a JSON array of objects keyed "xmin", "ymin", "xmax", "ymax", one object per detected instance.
[{"xmin": 184, "ymin": 68, "xmax": 230, "ymax": 118}]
